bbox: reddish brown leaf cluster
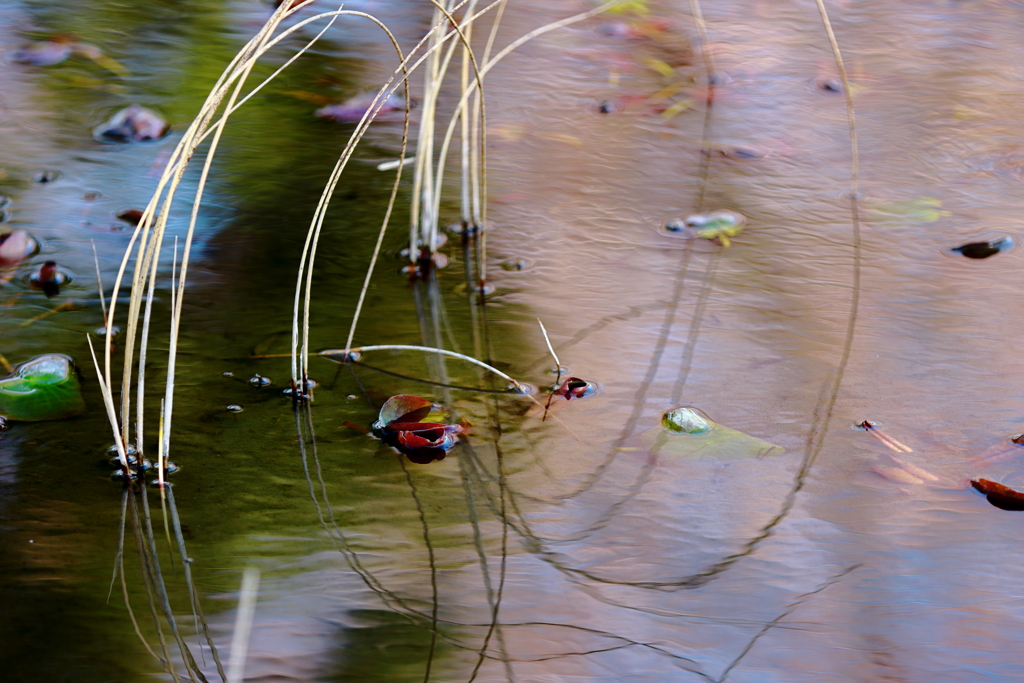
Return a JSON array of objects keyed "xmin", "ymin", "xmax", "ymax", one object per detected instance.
[{"xmin": 373, "ymin": 394, "xmax": 465, "ymax": 464}]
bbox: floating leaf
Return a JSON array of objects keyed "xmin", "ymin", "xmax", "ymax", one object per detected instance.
[
  {"xmin": 93, "ymin": 104, "xmax": 168, "ymax": 143},
  {"xmin": 971, "ymin": 479, "xmax": 1024, "ymax": 511},
  {"xmin": 662, "ymin": 406, "xmax": 712, "ymax": 435},
  {"xmin": 553, "ymin": 377, "xmax": 596, "ymax": 401},
  {"xmin": 0, "ymin": 230, "xmax": 37, "ymax": 268},
  {"xmin": 0, "ymin": 354, "xmax": 86, "ymax": 421},
  {"xmin": 375, "ymin": 394, "xmax": 434, "ymax": 428},
  {"xmin": 641, "ymin": 406, "xmax": 783, "ymax": 459},
  {"xmin": 673, "ymin": 210, "xmax": 747, "ymax": 247},
  {"xmin": 373, "ymin": 396, "xmax": 465, "ymax": 464},
  {"xmin": 951, "ymin": 237, "xmax": 1014, "ymax": 259}
]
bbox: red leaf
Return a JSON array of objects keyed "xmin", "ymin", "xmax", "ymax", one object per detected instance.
[
  {"xmin": 971, "ymin": 479, "xmax": 1024, "ymax": 511},
  {"xmin": 554, "ymin": 377, "xmax": 594, "ymax": 401}
]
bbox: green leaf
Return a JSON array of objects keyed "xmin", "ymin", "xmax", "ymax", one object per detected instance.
[
  {"xmin": 641, "ymin": 408, "xmax": 783, "ymax": 460},
  {"xmin": 0, "ymin": 355, "xmax": 87, "ymax": 421}
]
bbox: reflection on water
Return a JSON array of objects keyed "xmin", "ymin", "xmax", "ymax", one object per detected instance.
[{"xmin": 3, "ymin": 0, "xmax": 1024, "ymax": 682}]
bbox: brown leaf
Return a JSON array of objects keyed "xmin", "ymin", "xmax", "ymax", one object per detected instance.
[{"xmin": 971, "ymin": 479, "xmax": 1024, "ymax": 511}]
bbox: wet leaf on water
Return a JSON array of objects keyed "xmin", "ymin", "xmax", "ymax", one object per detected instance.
[
  {"xmin": 93, "ymin": 104, "xmax": 169, "ymax": 143},
  {"xmin": 672, "ymin": 210, "xmax": 746, "ymax": 247},
  {"xmin": 0, "ymin": 354, "xmax": 86, "ymax": 421},
  {"xmin": 641, "ymin": 406, "xmax": 784, "ymax": 460},
  {"xmin": 115, "ymin": 209, "xmax": 144, "ymax": 226},
  {"xmin": 0, "ymin": 231, "xmax": 38, "ymax": 269},
  {"xmin": 662, "ymin": 406, "xmax": 712, "ymax": 435},
  {"xmin": 553, "ymin": 377, "xmax": 596, "ymax": 401},
  {"xmin": 951, "ymin": 237, "xmax": 1014, "ymax": 259},
  {"xmin": 375, "ymin": 394, "xmax": 434, "ymax": 428},
  {"xmin": 373, "ymin": 395, "xmax": 464, "ymax": 463},
  {"xmin": 971, "ymin": 478, "xmax": 1024, "ymax": 511}
]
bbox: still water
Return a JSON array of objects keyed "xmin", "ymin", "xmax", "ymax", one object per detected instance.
[{"xmin": 2, "ymin": 0, "xmax": 1024, "ymax": 681}]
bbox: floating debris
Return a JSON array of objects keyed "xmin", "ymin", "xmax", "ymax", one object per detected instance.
[
  {"xmin": 662, "ymin": 406, "xmax": 713, "ymax": 435},
  {"xmin": 93, "ymin": 325, "xmax": 120, "ymax": 339},
  {"xmin": 501, "ymin": 258, "xmax": 532, "ymax": 271},
  {"xmin": 855, "ymin": 419, "xmax": 913, "ymax": 453},
  {"xmin": 376, "ymin": 156, "xmax": 415, "ymax": 172},
  {"xmin": 28, "ymin": 261, "xmax": 70, "ymax": 298},
  {"xmin": 719, "ymin": 145, "xmax": 765, "ymax": 160},
  {"xmin": 372, "ymin": 394, "xmax": 464, "ymax": 464},
  {"xmin": 115, "ymin": 209, "xmax": 145, "ymax": 226},
  {"xmin": 226, "ymin": 404, "xmax": 243, "ymax": 413},
  {"xmin": 0, "ymin": 354, "xmax": 86, "ymax": 421},
  {"xmin": 33, "ymin": 170, "xmax": 61, "ymax": 184},
  {"xmin": 553, "ymin": 376, "xmax": 596, "ymax": 400},
  {"xmin": 249, "ymin": 375, "xmax": 272, "ymax": 387},
  {"xmin": 8, "ymin": 39, "xmax": 73, "ymax": 66},
  {"xmin": 951, "ymin": 237, "xmax": 1014, "ymax": 259},
  {"xmin": 971, "ymin": 479, "xmax": 1024, "ymax": 511},
  {"xmin": 641, "ymin": 406, "xmax": 784, "ymax": 459},
  {"xmin": 316, "ymin": 92, "xmax": 409, "ymax": 123},
  {"xmin": 667, "ymin": 210, "xmax": 746, "ymax": 246},
  {"xmin": 93, "ymin": 104, "xmax": 169, "ymax": 143},
  {"xmin": 812, "ymin": 77, "xmax": 843, "ymax": 93},
  {"xmin": 0, "ymin": 231, "xmax": 38, "ymax": 268}
]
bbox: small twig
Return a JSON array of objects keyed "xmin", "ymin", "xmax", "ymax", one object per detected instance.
[
  {"xmin": 0, "ymin": 351, "xmax": 13, "ymax": 374},
  {"xmin": 537, "ymin": 318, "xmax": 560, "ymax": 422}
]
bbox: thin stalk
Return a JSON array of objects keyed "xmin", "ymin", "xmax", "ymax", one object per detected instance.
[{"xmin": 91, "ymin": 239, "xmax": 107, "ymax": 326}]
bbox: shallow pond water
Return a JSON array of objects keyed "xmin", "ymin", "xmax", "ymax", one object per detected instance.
[{"xmin": 3, "ymin": 1, "xmax": 1024, "ymax": 682}]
